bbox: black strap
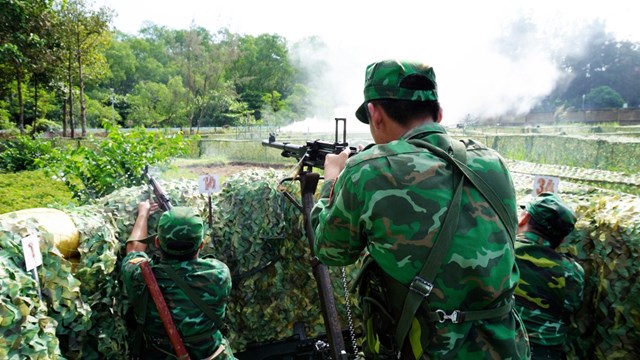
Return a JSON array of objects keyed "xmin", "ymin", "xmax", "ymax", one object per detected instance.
[{"xmin": 161, "ymin": 265, "xmax": 226, "ymax": 332}]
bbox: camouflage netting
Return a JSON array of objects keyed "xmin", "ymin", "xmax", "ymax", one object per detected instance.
[
  {"xmin": 1, "ymin": 167, "xmax": 638, "ymax": 359},
  {"xmin": 512, "ymin": 170, "xmax": 640, "ymax": 359},
  {"xmin": 203, "ymin": 169, "xmax": 360, "ymax": 350},
  {"xmin": 0, "ymin": 179, "xmax": 207, "ymax": 359},
  {"xmin": 0, "ymin": 169, "xmax": 360, "ymax": 358},
  {"xmin": 486, "ymin": 134, "xmax": 640, "ymax": 173}
]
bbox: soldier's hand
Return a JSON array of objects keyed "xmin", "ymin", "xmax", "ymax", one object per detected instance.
[
  {"xmin": 324, "ymin": 147, "xmax": 350, "ymax": 181},
  {"xmin": 137, "ymin": 200, "xmax": 159, "ymax": 218}
]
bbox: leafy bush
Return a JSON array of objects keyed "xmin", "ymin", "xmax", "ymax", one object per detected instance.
[
  {"xmin": 0, "ymin": 135, "xmax": 56, "ymax": 172},
  {"xmin": 26, "ymin": 118, "xmax": 63, "ymax": 134},
  {"xmin": 0, "ymin": 169, "xmax": 76, "ymax": 214},
  {"xmin": 42, "ymin": 121, "xmax": 196, "ymax": 202}
]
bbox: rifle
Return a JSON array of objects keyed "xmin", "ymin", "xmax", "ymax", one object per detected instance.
[
  {"xmin": 261, "ymin": 118, "xmax": 358, "ymax": 170},
  {"xmin": 261, "ymin": 118, "xmax": 360, "ymax": 360},
  {"xmin": 144, "ymin": 165, "xmax": 173, "ymax": 211}
]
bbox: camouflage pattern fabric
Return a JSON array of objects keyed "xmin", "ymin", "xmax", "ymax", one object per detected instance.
[
  {"xmin": 121, "ymin": 251, "xmax": 235, "ymax": 359},
  {"xmin": 311, "ymin": 122, "xmax": 530, "ymax": 359},
  {"xmin": 355, "ymin": 60, "xmax": 438, "ymax": 123},
  {"xmin": 524, "ymin": 193, "xmax": 577, "ymax": 241},
  {"xmin": 157, "ymin": 206, "xmax": 204, "ymax": 256},
  {"xmin": 514, "ymin": 231, "xmax": 585, "ymax": 349}
]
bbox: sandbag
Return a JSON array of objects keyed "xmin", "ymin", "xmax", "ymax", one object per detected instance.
[{"xmin": 0, "ymin": 207, "xmax": 80, "ymax": 258}]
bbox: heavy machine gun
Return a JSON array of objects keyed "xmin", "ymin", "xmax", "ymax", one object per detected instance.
[
  {"xmin": 245, "ymin": 118, "xmax": 361, "ymax": 360},
  {"xmin": 261, "ymin": 117, "xmax": 358, "ymax": 170}
]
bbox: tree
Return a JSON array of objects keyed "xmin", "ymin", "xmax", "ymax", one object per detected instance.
[
  {"xmin": 585, "ymin": 86, "xmax": 625, "ymax": 109},
  {"xmin": 58, "ymin": 0, "xmax": 112, "ymax": 137},
  {"xmin": 230, "ymin": 34, "xmax": 295, "ymax": 120},
  {"xmin": 0, "ymin": 0, "xmax": 56, "ymax": 134},
  {"xmin": 547, "ymin": 21, "xmax": 640, "ymax": 109}
]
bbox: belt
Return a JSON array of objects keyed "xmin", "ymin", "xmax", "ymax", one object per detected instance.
[{"xmin": 425, "ymin": 299, "xmax": 514, "ymax": 323}]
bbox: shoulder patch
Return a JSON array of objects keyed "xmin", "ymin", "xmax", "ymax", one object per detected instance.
[{"xmin": 128, "ymin": 257, "xmax": 147, "ymax": 265}]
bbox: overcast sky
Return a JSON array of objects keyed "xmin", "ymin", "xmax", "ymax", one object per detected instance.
[{"xmin": 94, "ymin": 0, "xmax": 640, "ymax": 132}]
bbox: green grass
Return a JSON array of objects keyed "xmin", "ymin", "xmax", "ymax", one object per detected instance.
[{"xmin": 0, "ymin": 169, "xmax": 77, "ymax": 214}]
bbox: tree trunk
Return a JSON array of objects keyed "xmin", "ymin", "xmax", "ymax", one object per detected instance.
[
  {"xmin": 34, "ymin": 80, "xmax": 38, "ymax": 122},
  {"xmin": 68, "ymin": 51, "xmax": 74, "ymax": 138},
  {"xmin": 77, "ymin": 36, "xmax": 87, "ymax": 138},
  {"xmin": 17, "ymin": 69, "xmax": 24, "ymax": 135},
  {"xmin": 62, "ymin": 94, "xmax": 67, "ymax": 137}
]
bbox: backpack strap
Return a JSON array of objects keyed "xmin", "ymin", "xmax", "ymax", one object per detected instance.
[
  {"xmin": 393, "ymin": 155, "xmax": 464, "ymax": 354},
  {"xmin": 138, "ymin": 260, "xmax": 191, "ymax": 359},
  {"xmin": 392, "ymin": 138, "xmax": 516, "ymax": 356},
  {"xmin": 409, "ymin": 138, "xmax": 516, "ymax": 241}
]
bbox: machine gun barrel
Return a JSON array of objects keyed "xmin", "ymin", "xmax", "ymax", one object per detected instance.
[{"xmin": 261, "ymin": 117, "xmax": 359, "ymax": 171}]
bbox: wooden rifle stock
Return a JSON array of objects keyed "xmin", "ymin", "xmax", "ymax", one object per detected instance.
[{"xmin": 138, "ymin": 260, "xmax": 190, "ymax": 360}]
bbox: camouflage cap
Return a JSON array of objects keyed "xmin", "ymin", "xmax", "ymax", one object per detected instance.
[
  {"xmin": 355, "ymin": 59, "xmax": 438, "ymax": 124},
  {"xmin": 526, "ymin": 192, "xmax": 577, "ymax": 240},
  {"xmin": 157, "ymin": 207, "xmax": 204, "ymax": 256}
]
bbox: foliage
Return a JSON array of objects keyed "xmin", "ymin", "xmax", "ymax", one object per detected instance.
[
  {"xmin": 0, "ymin": 0, "xmax": 58, "ymax": 133},
  {"xmin": 43, "ymin": 121, "xmax": 195, "ymax": 202},
  {"xmin": 27, "ymin": 118, "xmax": 62, "ymax": 133},
  {"xmin": 0, "ymin": 169, "xmax": 76, "ymax": 214},
  {"xmin": 0, "ymin": 105, "xmax": 14, "ymax": 130},
  {"xmin": 585, "ymin": 86, "xmax": 625, "ymax": 109},
  {"xmin": 127, "ymin": 78, "xmax": 186, "ymax": 127},
  {"xmin": 542, "ymin": 22, "xmax": 640, "ymax": 109},
  {"xmin": 0, "ymin": 135, "xmax": 56, "ymax": 172}
]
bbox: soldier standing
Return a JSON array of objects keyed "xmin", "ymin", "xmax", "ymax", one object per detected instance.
[
  {"xmin": 122, "ymin": 201, "xmax": 235, "ymax": 359},
  {"xmin": 514, "ymin": 192, "xmax": 584, "ymax": 359},
  {"xmin": 311, "ymin": 59, "xmax": 530, "ymax": 359}
]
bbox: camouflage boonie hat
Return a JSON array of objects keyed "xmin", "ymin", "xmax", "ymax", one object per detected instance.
[
  {"xmin": 526, "ymin": 192, "xmax": 577, "ymax": 240},
  {"xmin": 157, "ymin": 207, "xmax": 204, "ymax": 256},
  {"xmin": 355, "ymin": 59, "xmax": 438, "ymax": 124}
]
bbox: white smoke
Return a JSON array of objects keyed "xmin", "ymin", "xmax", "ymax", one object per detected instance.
[{"xmin": 98, "ymin": 0, "xmax": 640, "ymax": 131}]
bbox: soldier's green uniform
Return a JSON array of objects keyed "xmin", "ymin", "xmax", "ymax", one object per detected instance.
[
  {"xmin": 311, "ymin": 60, "xmax": 530, "ymax": 359},
  {"xmin": 514, "ymin": 193, "xmax": 584, "ymax": 359},
  {"xmin": 122, "ymin": 207, "xmax": 234, "ymax": 359}
]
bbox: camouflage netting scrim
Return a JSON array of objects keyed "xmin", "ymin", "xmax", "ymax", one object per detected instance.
[
  {"xmin": 1, "ymin": 167, "xmax": 639, "ymax": 359},
  {"xmin": 512, "ymin": 171, "xmax": 640, "ymax": 359},
  {"xmin": 0, "ymin": 179, "xmax": 207, "ymax": 359},
  {"xmin": 202, "ymin": 169, "xmax": 361, "ymax": 350},
  {"xmin": 0, "ymin": 169, "xmax": 360, "ymax": 358}
]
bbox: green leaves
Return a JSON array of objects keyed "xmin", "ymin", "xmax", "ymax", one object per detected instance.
[
  {"xmin": 45, "ymin": 121, "xmax": 194, "ymax": 203},
  {"xmin": 0, "ymin": 135, "xmax": 56, "ymax": 172}
]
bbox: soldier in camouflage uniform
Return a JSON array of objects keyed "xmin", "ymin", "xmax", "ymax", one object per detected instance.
[
  {"xmin": 514, "ymin": 193, "xmax": 584, "ymax": 359},
  {"xmin": 311, "ymin": 59, "xmax": 530, "ymax": 359},
  {"xmin": 122, "ymin": 201, "xmax": 235, "ymax": 359}
]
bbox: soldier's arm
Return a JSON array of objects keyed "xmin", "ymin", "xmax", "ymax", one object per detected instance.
[
  {"xmin": 311, "ymin": 162, "xmax": 366, "ymax": 266},
  {"xmin": 126, "ymin": 200, "xmax": 159, "ymax": 253}
]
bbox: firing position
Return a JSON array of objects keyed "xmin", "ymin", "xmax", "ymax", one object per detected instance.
[
  {"xmin": 121, "ymin": 200, "xmax": 235, "ymax": 359},
  {"xmin": 311, "ymin": 59, "xmax": 530, "ymax": 359},
  {"xmin": 514, "ymin": 192, "xmax": 584, "ymax": 360}
]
